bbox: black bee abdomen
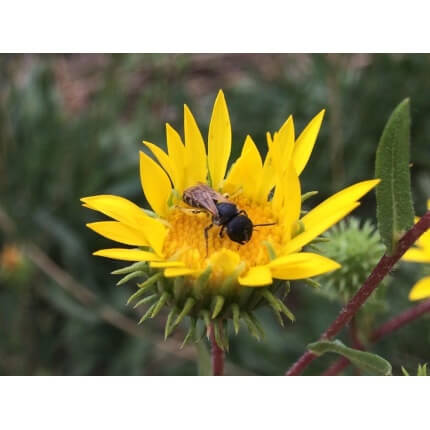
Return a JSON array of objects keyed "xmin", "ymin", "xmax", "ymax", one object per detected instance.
[
  {"xmin": 216, "ymin": 202, "xmax": 239, "ymax": 224},
  {"xmin": 226, "ymin": 215, "xmax": 253, "ymax": 244}
]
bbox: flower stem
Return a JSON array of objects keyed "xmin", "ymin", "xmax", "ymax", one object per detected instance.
[
  {"xmin": 209, "ymin": 323, "xmax": 224, "ymax": 376},
  {"xmin": 323, "ymin": 298, "xmax": 430, "ymax": 375},
  {"xmin": 285, "ymin": 210, "xmax": 430, "ymax": 376}
]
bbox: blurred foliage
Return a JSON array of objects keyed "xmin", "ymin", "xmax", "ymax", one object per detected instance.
[{"xmin": 1, "ymin": 54, "xmax": 430, "ymax": 375}]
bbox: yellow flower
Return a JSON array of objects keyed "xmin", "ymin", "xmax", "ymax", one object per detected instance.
[
  {"xmin": 82, "ymin": 90, "xmax": 379, "ymax": 289},
  {"xmin": 402, "ymin": 200, "xmax": 430, "ymax": 301},
  {"xmin": 82, "ymin": 90, "xmax": 379, "ymax": 344}
]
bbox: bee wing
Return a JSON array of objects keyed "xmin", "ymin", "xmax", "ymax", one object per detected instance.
[{"xmin": 183, "ymin": 184, "xmax": 220, "ymax": 217}]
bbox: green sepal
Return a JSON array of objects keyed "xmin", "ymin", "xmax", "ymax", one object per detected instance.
[
  {"xmin": 164, "ymin": 307, "xmax": 178, "ymax": 339},
  {"xmin": 271, "ymin": 307, "xmax": 284, "ymax": 327},
  {"xmin": 173, "ymin": 297, "xmax": 196, "ymax": 327},
  {"xmin": 375, "ymin": 98, "xmax": 414, "ymax": 254},
  {"xmin": 200, "ymin": 309, "xmax": 211, "ymax": 330},
  {"xmin": 192, "ymin": 266, "xmax": 212, "ymax": 299},
  {"xmin": 301, "ymin": 191, "xmax": 318, "ymax": 203},
  {"xmin": 213, "ymin": 321, "xmax": 226, "ymax": 351},
  {"xmin": 308, "ymin": 339, "xmax": 392, "ymax": 376},
  {"xmin": 126, "ymin": 273, "xmax": 162, "ymax": 305},
  {"xmin": 277, "ymin": 299, "xmax": 295, "ymax": 322},
  {"xmin": 111, "ymin": 261, "xmax": 148, "ymax": 275},
  {"xmin": 116, "ymin": 270, "xmax": 146, "ymax": 286},
  {"xmin": 401, "ymin": 366, "xmax": 410, "ymax": 376},
  {"xmin": 133, "ymin": 293, "xmax": 158, "ymax": 309},
  {"xmin": 242, "ymin": 312, "xmax": 263, "ymax": 341},
  {"xmin": 231, "ymin": 303, "xmax": 240, "ymax": 334},
  {"xmin": 211, "ymin": 295, "xmax": 225, "ymax": 319},
  {"xmin": 181, "ymin": 317, "xmax": 197, "ymax": 349},
  {"xmin": 261, "ymin": 289, "xmax": 281, "ymax": 312},
  {"xmin": 138, "ymin": 303, "xmax": 157, "ymax": 324},
  {"xmin": 418, "ymin": 363, "xmax": 428, "ymax": 376},
  {"xmin": 151, "ymin": 291, "xmax": 170, "ymax": 318},
  {"xmin": 173, "ymin": 276, "xmax": 185, "ymax": 300},
  {"xmin": 282, "ymin": 281, "xmax": 291, "ymax": 300},
  {"xmin": 303, "ymin": 278, "xmax": 321, "ymax": 289}
]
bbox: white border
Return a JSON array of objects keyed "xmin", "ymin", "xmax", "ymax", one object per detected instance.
[{"xmin": 0, "ymin": 1, "xmax": 428, "ymax": 52}]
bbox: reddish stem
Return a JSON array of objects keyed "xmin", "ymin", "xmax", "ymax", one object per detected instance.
[
  {"xmin": 209, "ymin": 323, "xmax": 224, "ymax": 376},
  {"xmin": 323, "ymin": 298, "xmax": 430, "ymax": 375},
  {"xmin": 285, "ymin": 211, "xmax": 430, "ymax": 376}
]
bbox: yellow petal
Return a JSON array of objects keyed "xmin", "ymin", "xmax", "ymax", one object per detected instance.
[
  {"xmin": 208, "ymin": 90, "xmax": 231, "ymax": 191},
  {"xmin": 184, "ymin": 104, "xmax": 207, "ymax": 188},
  {"xmin": 272, "ymin": 115, "xmax": 295, "ymax": 174},
  {"xmin": 301, "ymin": 179, "xmax": 380, "ymax": 229},
  {"xmin": 142, "ymin": 141, "xmax": 176, "ymax": 185},
  {"xmin": 402, "ymin": 248, "xmax": 430, "ymax": 263},
  {"xmin": 255, "ymin": 136, "xmax": 277, "ymax": 202},
  {"xmin": 223, "ymin": 135, "xmax": 262, "ymax": 199},
  {"xmin": 238, "ymin": 265, "xmax": 273, "ymax": 286},
  {"xmin": 272, "ymin": 161, "xmax": 301, "ymax": 238},
  {"xmin": 86, "ymin": 221, "xmax": 149, "ymax": 247},
  {"xmin": 139, "ymin": 151, "xmax": 172, "ymax": 217},
  {"xmin": 166, "ymin": 123, "xmax": 185, "ymax": 193},
  {"xmin": 209, "ymin": 249, "xmax": 241, "ymax": 279},
  {"xmin": 93, "ymin": 248, "xmax": 162, "ymax": 262},
  {"xmin": 164, "ymin": 267, "xmax": 199, "ymax": 277},
  {"xmin": 293, "ymin": 109, "xmax": 325, "ymax": 175},
  {"xmin": 269, "ymin": 252, "xmax": 340, "ymax": 279},
  {"xmin": 409, "ymin": 276, "xmax": 430, "ymax": 301},
  {"xmin": 150, "ymin": 261, "xmax": 185, "ymax": 268},
  {"xmin": 81, "ymin": 195, "xmax": 167, "ymax": 256},
  {"xmin": 283, "ymin": 202, "xmax": 360, "ymax": 254}
]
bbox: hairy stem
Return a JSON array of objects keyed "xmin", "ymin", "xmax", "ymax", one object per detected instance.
[
  {"xmin": 286, "ymin": 211, "xmax": 430, "ymax": 376},
  {"xmin": 209, "ymin": 323, "xmax": 224, "ymax": 376},
  {"xmin": 323, "ymin": 298, "xmax": 430, "ymax": 375}
]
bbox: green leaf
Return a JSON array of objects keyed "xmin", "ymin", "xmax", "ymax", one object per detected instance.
[
  {"xmin": 308, "ymin": 339, "xmax": 392, "ymax": 376},
  {"xmin": 375, "ymin": 98, "xmax": 414, "ymax": 254}
]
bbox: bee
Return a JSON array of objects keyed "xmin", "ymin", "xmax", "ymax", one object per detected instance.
[{"xmin": 183, "ymin": 184, "xmax": 275, "ymax": 255}]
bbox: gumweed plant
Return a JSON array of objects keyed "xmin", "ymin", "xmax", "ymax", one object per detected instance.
[{"xmin": 83, "ymin": 93, "xmax": 430, "ymax": 375}]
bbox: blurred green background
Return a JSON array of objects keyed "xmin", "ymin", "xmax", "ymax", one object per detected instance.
[{"xmin": 1, "ymin": 53, "xmax": 429, "ymax": 375}]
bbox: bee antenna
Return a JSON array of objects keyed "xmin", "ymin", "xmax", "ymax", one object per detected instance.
[{"xmin": 253, "ymin": 222, "xmax": 277, "ymax": 227}]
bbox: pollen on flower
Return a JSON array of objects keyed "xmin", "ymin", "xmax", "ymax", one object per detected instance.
[{"xmin": 162, "ymin": 194, "xmax": 285, "ymax": 275}]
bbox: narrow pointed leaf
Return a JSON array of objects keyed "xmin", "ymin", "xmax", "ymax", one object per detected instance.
[
  {"xmin": 308, "ymin": 339, "xmax": 392, "ymax": 375},
  {"xmin": 173, "ymin": 297, "xmax": 196, "ymax": 327},
  {"xmin": 200, "ymin": 309, "xmax": 211, "ymax": 331},
  {"xmin": 211, "ymin": 295, "xmax": 225, "ymax": 319},
  {"xmin": 116, "ymin": 270, "xmax": 146, "ymax": 286},
  {"xmin": 138, "ymin": 303, "xmax": 157, "ymax": 324},
  {"xmin": 111, "ymin": 261, "xmax": 148, "ymax": 275},
  {"xmin": 375, "ymin": 98, "xmax": 414, "ymax": 254},
  {"xmin": 164, "ymin": 307, "xmax": 178, "ymax": 339},
  {"xmin": 133, "ymin": 293, "xmax": 157, "ymax": 309},
  {"xmin": 181, "ymin": 318, "xmax": 197, "ymax": 349},
  {"xmin": 151, "ymin": 292, "xmax": 170, "ymax": 318},
  {"xmin": 242, "ymin": 312, "xmax": 262, "ymax": 341},
  {"xmin": 231, "ymin": 303, "xmax": 240, "ymax": 334},
  {"xmin": 276, "ymin": 298, "xmax": 295, "ymax": 322}
]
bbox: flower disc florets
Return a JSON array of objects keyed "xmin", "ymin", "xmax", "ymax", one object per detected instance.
[{"xmin": 82, "ymin": 90, "xmax": 379, "ymax": 347}]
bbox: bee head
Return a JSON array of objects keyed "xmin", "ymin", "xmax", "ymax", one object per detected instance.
[
  {"xmin": 226, "ymin": 215, "xmax": 253, "ymax": 244},
  {"xmin": 215, "ymin": 202, "xmax": 239, "ymax": 225}
]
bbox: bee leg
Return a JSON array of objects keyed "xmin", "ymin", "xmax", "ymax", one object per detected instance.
[
  {"xmin": 204, "ymin": 223, "xmax": 213, "ymax": 257},
  {"xmin": 238, "ymin": 210, "xmax": 248, "ymax": 216},
  {"xmin": 219, "ymin": 225, "xmax": 226, "ymax": 238}
]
